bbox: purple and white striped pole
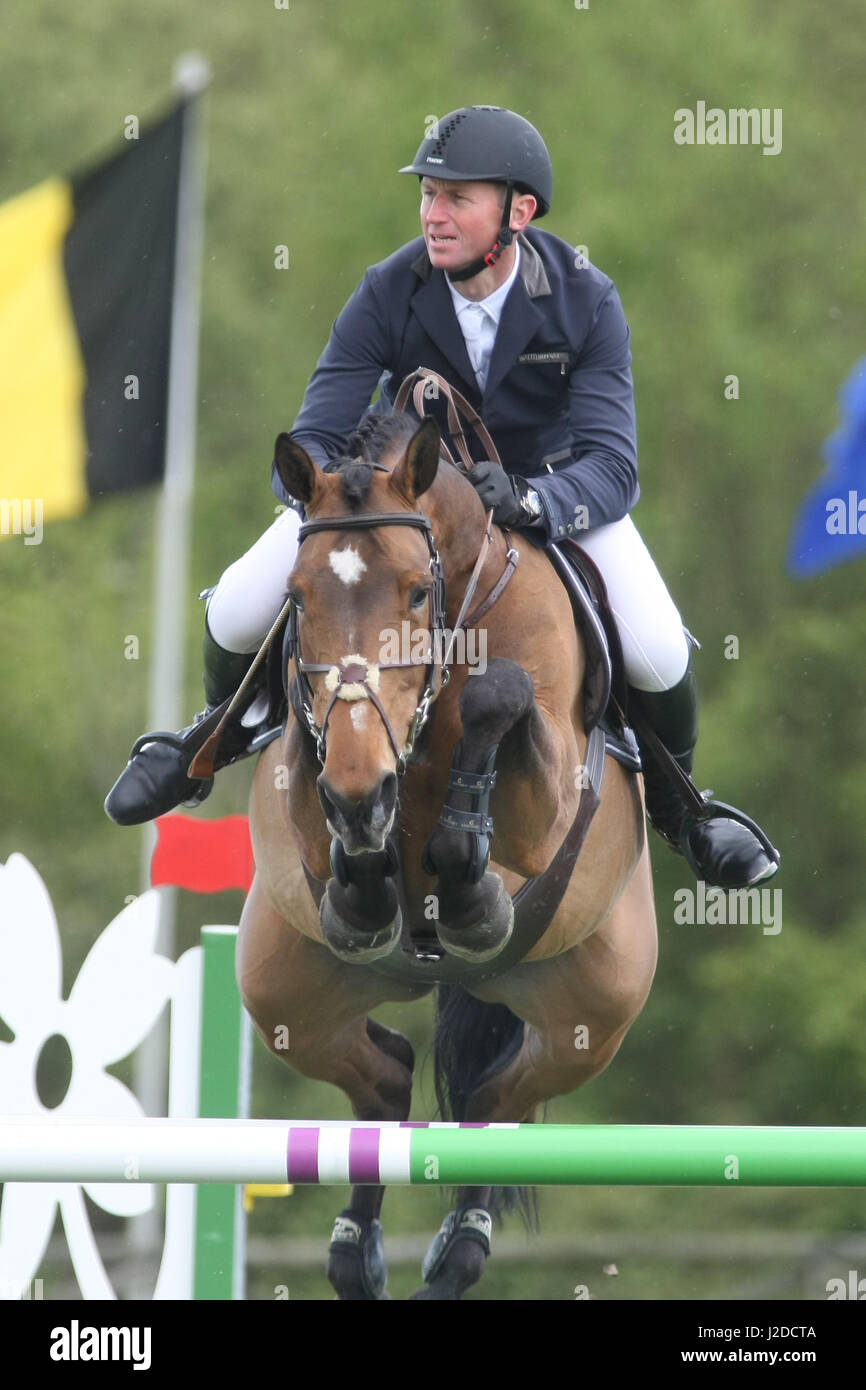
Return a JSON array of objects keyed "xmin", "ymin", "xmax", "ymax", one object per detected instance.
[{"xmin": 2, "ymin": 1118, "xmax": 866, "ymax": 1187}]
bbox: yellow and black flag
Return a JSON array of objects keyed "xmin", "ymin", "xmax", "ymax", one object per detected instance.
[{"xmin": 0, "ymin": 104, "xmax": 183, "ymax": 527}]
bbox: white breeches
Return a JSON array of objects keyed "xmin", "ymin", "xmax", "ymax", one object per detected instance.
[
  {"xmin": 576, "ymin": 515, "xmax": 690, "ymax": 691},
  {"xmin": 206, "ymin": 508, "xmax": 689, "ymax": 694}
]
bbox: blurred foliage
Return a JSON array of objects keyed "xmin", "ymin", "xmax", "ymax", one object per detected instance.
[{"xmin": 1, "ymin": 0, "xmax": 865, "ymax": 1297}]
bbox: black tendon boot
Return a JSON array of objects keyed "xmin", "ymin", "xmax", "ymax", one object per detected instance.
[
  {"xmin": 629, "ymin": 657, "xmax": 779, "ymax": 889},
  {"xmin": 104, "ymin": 623, "xmax": 255, "ymax": 826}
]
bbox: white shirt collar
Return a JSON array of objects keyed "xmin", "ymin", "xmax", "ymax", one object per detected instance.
[{"xmin": 446, "ymin": 242, "xmax": 521, "ymax": 325}]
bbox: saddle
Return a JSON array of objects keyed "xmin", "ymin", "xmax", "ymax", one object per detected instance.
[{"xmin": 543, "ymin": 537, "xmax": 641, "ymax": 773}]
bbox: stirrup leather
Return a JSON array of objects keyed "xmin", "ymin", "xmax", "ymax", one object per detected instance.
[{"xmin": 127, "ymin": 697, "xmax": 234, "ymax": 777}]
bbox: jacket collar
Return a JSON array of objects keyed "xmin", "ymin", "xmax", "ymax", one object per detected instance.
[
  {"xmin": 409, "ymin": 231, "xmax": 551, "ymax": 297},
  {"xmin": 408, "ymin": 233, "xmax": 551, "ymax": 404}
]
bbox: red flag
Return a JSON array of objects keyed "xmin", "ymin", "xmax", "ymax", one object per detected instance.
[{"xmin": 151, "ymin": 814, "xmax": 254, "ymax": 894}]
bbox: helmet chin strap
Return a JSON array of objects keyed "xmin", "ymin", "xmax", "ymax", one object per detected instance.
[{"xmin": 446, "ymin": 182, "xmax": 515, "ymax": 284}]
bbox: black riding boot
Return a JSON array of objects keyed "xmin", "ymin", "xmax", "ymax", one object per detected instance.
[
  {"xmin": 629, "ymin": 657, "xmax": 779, "ymax": 889},
  {"xmin": 104, "ymin": 623, "xmax": 255, "ymax": 826}
]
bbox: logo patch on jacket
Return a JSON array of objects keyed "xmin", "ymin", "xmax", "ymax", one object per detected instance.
[{"xmin": 518, "ymin": 350, "xmax": 572, "ymax": 374}]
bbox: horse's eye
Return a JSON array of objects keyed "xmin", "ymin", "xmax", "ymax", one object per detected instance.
[{"xmin": 409, "ymin": 586, "xmax": 430, "ymax": 611}]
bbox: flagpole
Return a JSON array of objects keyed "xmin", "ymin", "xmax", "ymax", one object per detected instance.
[{"xmin": 130, "ymin": 53, "xmax": 210, "ymax": 1280}]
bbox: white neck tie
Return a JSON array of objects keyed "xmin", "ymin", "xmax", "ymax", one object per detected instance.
[{"xmin": 462, "ymin": 303, "xmax": 492, "ymax": 390}]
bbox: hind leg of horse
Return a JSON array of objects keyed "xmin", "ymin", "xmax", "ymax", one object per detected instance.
[
  {"xmin": 409, "ymin": 1184, "xmax": 496, "ymax": 1300},
  {"xmin": 414, "ymin": 847, "xmax": 657, "ymax": 1300},
  {"xmin": 328, "ymin": 1014, "xmax": 416, "ymax": 1301},
  {"xmin": 238, "ymin": 877, "xmax": 432, "ymax": 1299}
]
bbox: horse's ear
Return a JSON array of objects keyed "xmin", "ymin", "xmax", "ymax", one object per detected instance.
[
  {"xmin": 273, "ymin": 433, "xmax": 320, "ymax": 505},
  {"xmin": 391, "ymin": 417, "xmax": 441, "ymax": 501}
]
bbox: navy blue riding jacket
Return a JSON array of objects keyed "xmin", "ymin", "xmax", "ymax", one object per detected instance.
[{"xmin": 275, "ymin": 226, "xmax": 639, "ymax": 539}]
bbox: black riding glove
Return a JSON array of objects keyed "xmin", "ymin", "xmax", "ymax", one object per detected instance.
[{"xmin": 467, "ymin": 460, "xmax": 530, "ymax": 527}]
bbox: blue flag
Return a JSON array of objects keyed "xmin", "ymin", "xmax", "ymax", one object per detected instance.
[{"xmin": 788, "ymin": 357, "xmax": 866, "ymax": 577}]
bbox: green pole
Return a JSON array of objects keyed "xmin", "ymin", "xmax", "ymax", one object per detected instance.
[
  {"xmin": 408, "ymin": 1124, "xmax": 866, "ymax": 1187},
  {"xmin": 194, "ymin": 927, "xmax": 244, "ymax": 1299}
]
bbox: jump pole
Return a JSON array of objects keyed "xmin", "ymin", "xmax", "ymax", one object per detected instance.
[{"xmin": 2, "ymin": 1121, "xmax": 865, "ymax": 1188}]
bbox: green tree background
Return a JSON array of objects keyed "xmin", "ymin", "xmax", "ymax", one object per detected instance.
[{"xmin": 1, "ymin": 0, "xmax": 864, "ymax": 1300}]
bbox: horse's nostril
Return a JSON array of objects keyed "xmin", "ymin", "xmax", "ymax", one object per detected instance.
[
  {"xmin": 370, "ymin": 773, "xmax": 398, "ymax": 832},
  {"xmin": 317, "ymin": 778, "xmax": 343, "ymax": 825},
  {"xmin": 318, "ymin": 772, "xmax": 398, "ymax": 839},
  {"xmin": 379, "ymin": 772, "xmax": 398, "ymax": 811}
]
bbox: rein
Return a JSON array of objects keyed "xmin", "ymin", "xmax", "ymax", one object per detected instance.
[{"xmin": 393, "ymin": 367, "xmax": 500, "ymax": 473}]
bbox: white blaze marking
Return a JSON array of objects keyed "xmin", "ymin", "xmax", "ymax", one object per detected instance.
[
  {"xmin": 329, "ymin": 546, "xmax": 366, "ymax": 585},
  {"xmin": 350, "ymin": 704, "xmax": 369, "ymax": 730}
]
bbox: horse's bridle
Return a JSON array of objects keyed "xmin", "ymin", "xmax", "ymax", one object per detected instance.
[
  {"xmin": 284, "ymin": 463, "xmax": 519, "ymax": 775},
  {"xmin": 285, "ymin": 485, "xmax": 448, "ymax": 775}
]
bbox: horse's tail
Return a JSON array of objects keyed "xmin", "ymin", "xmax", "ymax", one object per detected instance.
[{"xmin": 432, "ymin": 983, "xmax": 537, "ymax": 1227}]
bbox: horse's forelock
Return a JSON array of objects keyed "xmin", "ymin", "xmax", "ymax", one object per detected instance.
[
  {"xmin": 339, "ymin": 461, "xmax": 374, "ymax": 510},
  {"xmin": 326, "ymin": 412, "xmax": 418, "ymax": 510},
  {"xmin": 324, "ymin": 410, "xmax": 459, "ymax": 512}
]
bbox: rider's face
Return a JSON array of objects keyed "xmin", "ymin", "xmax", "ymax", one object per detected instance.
[{"xmin": 419, "ymin": 178, "xmax": 504, "ymax": 272}]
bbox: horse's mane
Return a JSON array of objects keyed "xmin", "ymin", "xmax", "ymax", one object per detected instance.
[
  {"xmin": 347, "ymin": 410, "xmax": 417, "ymax": 462},
  {"xmin": 323, "ymin": 409, "xmax": 455, "ymax": 510}
]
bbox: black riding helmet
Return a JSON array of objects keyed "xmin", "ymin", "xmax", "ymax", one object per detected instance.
[{"xmin": 399, "ymin": 105, "xmax": 553, "ymax": 281}]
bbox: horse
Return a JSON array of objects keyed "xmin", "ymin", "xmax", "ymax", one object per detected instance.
[{"xmin": 236, "ymin": 406, "xmax": 658, "ymax": 1300}]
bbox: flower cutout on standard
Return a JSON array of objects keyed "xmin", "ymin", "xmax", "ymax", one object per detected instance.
[{"xmin": 0, "ymin": 855, "xmax": 173, "ymax": 1299}]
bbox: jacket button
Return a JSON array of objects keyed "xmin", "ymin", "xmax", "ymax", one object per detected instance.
[{"xmin": 558, "ymin": 526, "xmax": 565, "ymax": 534}]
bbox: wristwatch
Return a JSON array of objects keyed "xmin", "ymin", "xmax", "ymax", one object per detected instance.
[{"xmin": 521, "ymin": 486, "xmax": 544, "ymax": 522}]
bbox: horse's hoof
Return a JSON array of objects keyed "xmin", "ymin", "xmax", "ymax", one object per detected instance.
[
  {"xmin": 320, "ymin": 892, "xmax": 402, "ymax": 964},
  {"xmin": 327, "ymin": 1214, "xmax": 390, "ymax": 1300},
  {"xmin": 435, "ymin": 874, "xmax": 514, "ymax": 963},
  {"xmin": 409, "ymin": 1207, "xmax": 492, "ymax": 1299}
]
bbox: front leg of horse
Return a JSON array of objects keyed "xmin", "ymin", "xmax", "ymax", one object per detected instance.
[
  {"xmin": 319, "ymin": 837, "xmax": 402, "ymax": 963},
  {"xmin": 423, "ymin": 657, "xmax": 536, "ymax": 962}
]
